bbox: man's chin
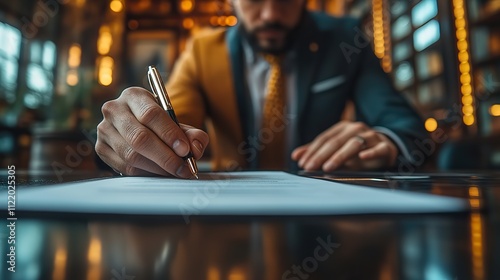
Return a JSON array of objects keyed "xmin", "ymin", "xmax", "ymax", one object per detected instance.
[{"xmin": 257, "ymin": 40, "xmax": 286, "ymax": 54}]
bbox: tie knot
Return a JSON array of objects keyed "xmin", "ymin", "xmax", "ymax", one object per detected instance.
[{"xmin": 262, "ymin": 54, "xmax": 283, "ymax": 66}]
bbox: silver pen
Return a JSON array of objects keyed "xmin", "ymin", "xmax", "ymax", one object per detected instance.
[{"xmin": 147, "ymin": 65, "xmax": 199, "ymax": 179}]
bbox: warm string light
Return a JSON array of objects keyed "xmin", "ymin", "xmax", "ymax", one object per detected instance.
[
  {"xmin": 372, "ymin": 0, "xmax": 384, "ymax": 59},
  {"xmin": 68, "ymin": 44, "xmax": 81, "ymax": 68},
  {"xmin": 66, "ymin": 70, "xmax": 79, "ymax": 86},
  {"xmin": 425, "ymin": 117, "xmax": 438, "ymax": 132},
  {"xmin": 208, "ymin": 266, "xmax": 221, "ymax": 280},
  {"xmin": 96, "ymin": 24, "xmax": 114, "ymax": 86},
  {"xmin": 52, "ymin": 247, "xmax": 67, "ymax": 280},
  {"xmin": 97, "ymin": 26, "xmax": 113, "ymax": 55},
  {"xmin": 86, "ymin": 238, "xmax": 102, "ymax": 280},
  {"xmin": 469, "ymin": 186, "xmax": 484, "ymax": 280},
  {"xmin": 208, "ymin": 0, "xmax": 236, "ymax": 27},
  {"xmin": 109, "ymin": 0, "xmax": 123, "ymax": 13},
  {"xmin": 180, "ymin": 0, "xmax": 194, "ymax": 13},
  {"xmin": 381, "ymin": 0, "xmax": 392, "ymax": 72},
  {"xmin": 209, "ymin": 15, "xmax": 237, "ymax": 27},
  {"xmin": 490, "ymin": 104, "xmax": 500, "ymax": 116},
  {"xmin": 183, "ymin": 18, "xmax": 194, "ymax": 29},
  {"xmin": 66, "ymin": 44, "xmax": 81, "ymax": 86},
  {"xmin": 372, "ymin": 0, "xmax": 392, "ymax": 72},
  {"xmin": 98, "ymin": 56, "xmax": 114, "ymax": 86},
  {"xmin": 453, "ymin": 0, "xmax": 475, "ymax": 126}
]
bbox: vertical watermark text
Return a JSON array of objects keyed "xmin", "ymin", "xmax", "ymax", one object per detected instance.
[{"xmin": 6, "ymin": 165, "xmax": 17, "ymax": 273}]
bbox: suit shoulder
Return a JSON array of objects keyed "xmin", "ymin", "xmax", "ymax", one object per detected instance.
[{"xmin": 190, "ymin": 28, "xmax": 227, "ymax": 48}]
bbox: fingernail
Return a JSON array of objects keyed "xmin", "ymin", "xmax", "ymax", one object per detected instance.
[
  {"xmin": 327, "ymin": 161, "xmax": 338, "ymax": 171},
  {"xmin": 192, "ymin": 140, "xmax": 203, "ymax": 154},
  {"xmin": 359, "ymin": 151, "xmax": 369, "ymax": 159},
  {"xmin": 298, "ymin": 159, "xmax": 305, "ymax": 167},
  {"xmin": 176, "ymin": 164, "xmax": 189, "ymax": 178},
  {"xmin": 173, "ymin": 140, "xmax": 189, "ymax": 156},
  {"xmin": 323, "ymin": 162, "xmax": 335, "ymax": 171},
  {"xmin": 305, "ymin": 161, "xmax": 315, "ymax": 170}
]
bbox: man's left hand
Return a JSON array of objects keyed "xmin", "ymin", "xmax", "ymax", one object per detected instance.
[{"xmin": 291, "ymin": 121, "xmax": 399, "ymax": 171}]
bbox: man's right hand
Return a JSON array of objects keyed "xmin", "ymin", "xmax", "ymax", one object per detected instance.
[{"xmin": 95, "ymin": 87, "xmax": 209, "ymax": 178}]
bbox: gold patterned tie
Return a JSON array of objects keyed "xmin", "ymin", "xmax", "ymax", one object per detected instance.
[{"xmin": 259, "ymin": 54, "xmax": 286, "ymax": 170}]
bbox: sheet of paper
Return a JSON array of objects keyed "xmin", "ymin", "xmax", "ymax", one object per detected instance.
[{"xmin": 2, "ymin": 172, "xmax": 467, "ymax": 216}]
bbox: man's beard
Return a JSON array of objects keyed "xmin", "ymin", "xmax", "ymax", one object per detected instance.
[{"xmin": 240, "ymin": 20, "xmax": 301, "ymax": 55}]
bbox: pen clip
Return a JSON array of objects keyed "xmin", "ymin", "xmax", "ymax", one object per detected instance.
[
  {"xmin": 147, "ymin": 65, "xmax": 173, "ymax": 110},
  {"xmin": 147, "ymin": 71, "xmax": 158, "ymax": 103}
]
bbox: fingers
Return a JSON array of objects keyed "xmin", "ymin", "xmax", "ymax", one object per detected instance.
[
  {"xmin": 102, "ymin": 100, "xmax": 190, "ymax": 178},
  {"xmin": 296, "ymin": 122, "xmax": 350, "ymax": 166},
  {"xmin": 120, "ymin": 87, "xmax": 191, "ymax": 157},
  {"xmin": 359, "ymin": 134, "xmax": 398, "ymax": 166},
  {"xmin": 97, "ymin": 122, "xmax": 181, "ymax": 177},
  {"xmin": 181, "ymin": 124, "xmax": 209, "ymax": 160},
  {"xmin": 321, "ymin": 130, "xmax": 383, "ymax": 171},
  {"xmin": 298, "ymin": 122, "xmax": 369, "ymax": 170},
  {"xmin": 95, "ymin": 140, "xmax": 160, "ymax": 177},
  {"xmin": 291, "ymin": 145, "xmax": 308, "ymax": 161},
  {"xmin": 292, "ymin": 121, "xmax": 400, "ymax": 171},
  {"xmin": 359, "ymin": 142, "xmax": 390, "ymax": 160},
  {"xmin": 96, "ymin": 87, "xmax": 209, "ymax": 178},
  {"xmin": 322, "ymin": 136, "xmax": 367, "ymax": 171}
]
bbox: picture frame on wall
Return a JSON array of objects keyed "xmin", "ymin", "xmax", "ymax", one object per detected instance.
[{"xmin": 126, "ymin": 31, "xmax": 178, "ymax": 89}]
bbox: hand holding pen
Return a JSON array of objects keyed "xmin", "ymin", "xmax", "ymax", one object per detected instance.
[
  {"xmin": 147, "ymin": 66, "xmax": 199, "ymax": 179},
  {"xmin": 95, "ymin": 70, "xmax": 209, "ymax": 178}
]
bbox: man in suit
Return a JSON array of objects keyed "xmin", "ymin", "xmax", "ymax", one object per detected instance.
[{"xmin": 95, "ymin": 0, "xmax": 427, "ymax": 178}]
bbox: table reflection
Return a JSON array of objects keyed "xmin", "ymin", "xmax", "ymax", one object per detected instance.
[
  {"xmin": 1, "ymin": 173, "xmax": 499, "ymax": 280},
  {"xmin": 1, "ymin": 212, "xmax": 494, "ymax": 280}
]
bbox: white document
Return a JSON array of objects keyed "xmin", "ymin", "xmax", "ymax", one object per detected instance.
[{"xmin": 3, "ymin": 172, "xmax": 467, "ymax": 216}]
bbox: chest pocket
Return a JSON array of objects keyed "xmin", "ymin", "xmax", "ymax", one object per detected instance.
[{"xmin": 311, "ymin": 75, "xmax": 346, "ymax": 94}]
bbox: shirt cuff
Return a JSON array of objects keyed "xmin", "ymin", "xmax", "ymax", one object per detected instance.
[{"xmin": 373, "ymin": 126, "xmax": 416, "ymax": 165}]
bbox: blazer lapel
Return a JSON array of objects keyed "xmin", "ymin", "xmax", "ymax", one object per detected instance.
[
  {"xmin": 295, "ymin": 14, "xmax": 325, "ymax": 123},
  {"xmin": 226, "ymin": 27, "xmax": 252, "ymax": 141},
  {"xmin": 226, "ymin": 27, "xmax": 260, "ymax": 168}
]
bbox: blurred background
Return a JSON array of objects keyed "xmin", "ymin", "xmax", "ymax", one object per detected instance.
[{"xmin": 0, "ymin": 0, "xmax": 499, "ymax": 171}]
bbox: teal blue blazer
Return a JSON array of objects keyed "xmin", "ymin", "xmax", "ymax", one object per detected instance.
[{"xmin": 226, "ymin": 12, "xmax": 429, "ymax": 171}]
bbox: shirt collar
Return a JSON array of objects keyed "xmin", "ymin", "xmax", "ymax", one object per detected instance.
[{"xmin": 241, "ymin": 37, "xmax": 257, "ymax": 65}]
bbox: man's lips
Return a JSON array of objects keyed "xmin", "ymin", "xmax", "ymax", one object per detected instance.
[{"xmin": 256, "ymin": 29, "xmax": 285, "ymax": 38}]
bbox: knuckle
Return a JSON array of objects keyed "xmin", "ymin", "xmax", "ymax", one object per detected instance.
[
  {"xmin": 123, "ymin": 147, "xmax": 140, "ymax": 164},
  {"xmin": 96, "ymin": 121, "xmax": 108, "ymax": 136},
  {"xmin": 137, "ymin": 104, "xmax": 163, "ymax": 125},
  {"xmin": 125, "ymin": 165, "xmax": 137, "ymax": 176},
  {"xmin": 352, "ymin": 122, "xmax": 366, "ymax": 131},
  {"xmin": 121, "ymin": 87, "xmax": 140, "ymax": 99},
  {"xmin": 196, "ymin": 130, "xmax": 210, "ymax": 145},
  {"xmin": 335, "ymin": 154, "xmax": 344, "ymax": 162},
  {"xmin": 327, "ymin": 139, "xmax": 339, "ymax": 150},
  {"xmin": 365, "ymin": 130, "xmax": 377, "ymax": 138},
  {"xmin": 381, "ymin": 142, "xmax": 392, "ymax": 153},
  {"xmin": 160, "ymin": 154, "xmax": 180, "ymax": 173},
  {"xmin": 101, "ymin": 100, "xmax": 117, "ymax": 117},
  {"xmin": 127, "ymin": 127, "xmax": 150, "ymax": 151},
  {"xmin": 94, "ymin": 141, "xmax": 106, "ymax": 157},
  {"xmin": 159, "ymin": 125, "xmax": 182, "ymax": 145}
]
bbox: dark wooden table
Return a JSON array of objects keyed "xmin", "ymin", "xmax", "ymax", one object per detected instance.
[{"xmin": 1, "ymin": 170, "xmax": 500, "ymax": 280}]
